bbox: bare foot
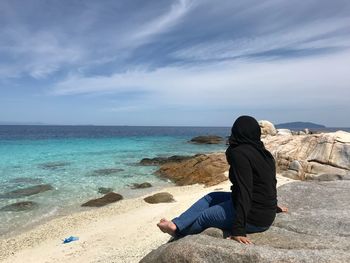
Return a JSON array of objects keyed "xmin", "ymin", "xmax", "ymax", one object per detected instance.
[
  {"xmin": 157, "ymin": 218, "xmax": 177, "ymax": 236},
  {"xmin": 277, "ymin": 205, "xmax": 288, "ymax": 213}
]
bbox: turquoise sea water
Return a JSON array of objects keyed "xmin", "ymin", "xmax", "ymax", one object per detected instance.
[{"xmin": 0, "ymin": 126, "xmax": 229, "ymax": 236}]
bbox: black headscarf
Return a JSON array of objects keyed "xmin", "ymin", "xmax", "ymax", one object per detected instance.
[{"xmin": 226, "ymin": 115, "xmax": 274, "ymax": 160}]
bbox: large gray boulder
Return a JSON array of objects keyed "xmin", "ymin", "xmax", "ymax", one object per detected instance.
[
  {"xmin": 140, "ymin": 181, "xmax": 350, "ymax": 263},
  {"xmin": 263, "ymin": 131, "xmax": 350, "ymax": 180}
]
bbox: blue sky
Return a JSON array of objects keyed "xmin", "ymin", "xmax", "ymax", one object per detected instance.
[{"xmin": 0, "ymin": 0, "xmax": 350, "ymax": 126}]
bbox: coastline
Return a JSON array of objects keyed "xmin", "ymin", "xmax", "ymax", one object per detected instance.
[{"xmin": 0, "ymin": 173, "xmax": 295, "ymax": 263}]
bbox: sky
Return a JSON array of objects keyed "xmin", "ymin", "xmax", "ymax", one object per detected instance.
[{"xmin": 0, "ymin": 0, "xmax": 350, "ymax": 126}]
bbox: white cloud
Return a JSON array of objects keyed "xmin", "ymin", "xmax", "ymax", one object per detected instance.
[
  {"xmin": 131, "ymin": 0, "xmax": 194, "ymax": 42},
  {"xmin": 51, "ymin": 50, "xmax": 350, "ymax": 111},
  {"xmin": 172, "ymin": 17, "xmax": 350, "ymax": 61}
]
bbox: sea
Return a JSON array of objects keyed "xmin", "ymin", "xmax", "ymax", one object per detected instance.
[
  {"xmin": 0, "ymin": 125, "xmax": 230, "ymax": 237},
  {"xmin": 1, "ymin": 125, "xmax": 349, "ymax": 237}
]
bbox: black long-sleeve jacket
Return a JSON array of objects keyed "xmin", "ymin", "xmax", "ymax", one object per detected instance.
[{"xmin": 226, "ymin": 144, "xmax": 277, "ymax": 236}]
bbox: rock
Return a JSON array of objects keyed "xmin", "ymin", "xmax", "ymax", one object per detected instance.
[
  {"xmin": 259, "ymin": 120, "xmax": 277, "ymax": 136},
  {"xmin": 81, "ymin": 192, "xmax": 123, "ymax": 207},
  {"xmin": 306, "ymin": 173, "xmax": 350, "ymax": 181},
  {"xmin": 288, "ymin": 160, "xmax": 302, "ymax": 172},
  {"xmin": 98, "ymin": 187, "xmax": 113, "ymax": 194},
  {"xmin": 143, "ymin": 192, "xmax": 175, "ymax": 204},
  {"xmin": 91, "ymin": 168, "xmax": 124, "ymax": 176},
  {"xmin": 0, "ymin": 184, "xmax": 54, "ymax": 198},
  {"xmin": 156, "ymin": 153, "xmax": 228, "ymax": 186},
  {"xmin": 277, "ymin": 129, "xmax": 293, "ymax": 136},
  {"xmin": 0, "ymin": 201, "xmax": 38, "ymax": 212},
  {"xmin": 263, "ymin": 131, "xmax": 350, "ymax": 180},
  {"xmin": 140, "ymin": 155, "xmax": 194, "ymax": 166},
  {"xmin": 140, "ymin": 181, "xmax": 350, "ymax": 263},
  {"xmin": 38, "ymin": 161, "xmax": 70, "ymax": 170},
  {"xmin": 189, "ymin": 135, "xmax": 224, "ymax": 144},
  {"xmin": 131, "ymin": 182, "xmax": 152, "ymax": 189}
]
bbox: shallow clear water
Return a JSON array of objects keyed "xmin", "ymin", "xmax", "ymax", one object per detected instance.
[{"xmin": 0, "ymin": 126, "xmax": 230, "ymax": 236}]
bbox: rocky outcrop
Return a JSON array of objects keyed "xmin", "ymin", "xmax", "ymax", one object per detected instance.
[
  {"xmin": 144, "ymin": 192, "xmax": 175, "ymax": 204},
  {"xmin": 259, "ymin": 120, "xmax": 277, "ymax": 136},
  {"xmin": 140, "ymin": 156, "xmax": 194, "ymax": 166},
  {"xmin": 141, "ymin": 181, "xmax": 350, "ymax": 263},
  {"xmin": 81, "ymin": 192, "xmax": 123, "ymax": 207},
  {"xmin": 189, "ymin": 135, "xmax": 224, "ymax": 144},
  {"xmin": 263, "ymin": 130, "xmax": 350, "ymax": 180},
  {"xmin": 0, "ymin": 184, "xmax": 54, "ymax": 198},
  {"xmin": 0, "ymin": 201, "xmax": 38, "ymax": 212},
  {"xmin": 156, "ymin": 153, "xmax": 228, "ymax": 186}
]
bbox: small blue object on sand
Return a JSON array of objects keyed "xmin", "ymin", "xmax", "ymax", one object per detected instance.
[{"xmin": 62, "ymin": 236, "xmax": 79, "ymax": 244}]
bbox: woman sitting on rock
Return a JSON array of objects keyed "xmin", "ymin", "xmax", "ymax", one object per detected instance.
[{"xmin": 157, "ymin": 115, "xmax": 287, "ymax": 244}]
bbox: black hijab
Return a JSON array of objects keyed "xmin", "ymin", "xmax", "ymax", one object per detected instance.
[{"xmin": 226, "ymin": 115, "xmax": 274, "ymax": 161}]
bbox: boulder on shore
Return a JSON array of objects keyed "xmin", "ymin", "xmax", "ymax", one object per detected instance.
[
  {"xmin": 156, "ymin": 153, "xmax": 228, "ymax": 186},
  {"xmin": 259, "ymin": 120, "xmax": 277, "ymax": 136},
  {"xmin": 81, "ymin": 192, "xmax": 123, "ymax": 207},
  {"xmin": 263, "ymin": 130, "xmax": 350, "ymax": 180},
  {"xmin": 144, "ymin": 192, "xmax": 175, "ymax": 204},
  {"xmin": 140, "ymin": 180, "xmax": 350, "ymax": 263},
  {"xmin": 189, "ymin": 135, "xmax": 224, "ymax": 144}
]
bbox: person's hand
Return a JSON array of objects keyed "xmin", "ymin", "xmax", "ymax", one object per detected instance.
[
  {"xmin": 226, "ymin": 235, "xmax": 252, "ymax": 245},
  {"xmin": 277, "ymin": 205, "xmax": 288, "ymax": 213}
]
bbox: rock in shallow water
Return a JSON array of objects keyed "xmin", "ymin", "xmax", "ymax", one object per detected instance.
[
  {"xmin": 144, "ymin": 192, "xmax": 175, "ymax": 204},
  {"xmin": 91, "ymin": 168, "xmax": 124, "ymax": 176},
  {"xmin": 38, "ymin": 161, "xmax": 70, "ymax": 170},
  {"xmin": 81, "ymin": 192, "xmax": 123, "ymax": 207},
  {"xmin": 140, "ymin": 181, "xmax": 350, "ymax": 263},
  {"xmin": 189, "ymin": 135, "xmax": 224, "ymax": 144},
  {"xmin": 97, "ymin": 187, "xmax": 114, "ymax": 194},
  {"xmin": 130, "ymin": 182, "xmax": 152, "ymax": 189},
  {"xmin": 139, "ymin": 156, "xmax": 194, "ymax": 166},
  {"xmin": 0, "ymin": 201, "xmax": 38, "ymax": 212},
  {"xmin": 0, "ymin": 184, "xmax": 54, "ymax": 198}
]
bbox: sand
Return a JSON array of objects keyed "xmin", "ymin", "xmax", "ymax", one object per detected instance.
[{"xmin": 0, "ymin": 174, "xmax": 295, "ymax": 263}]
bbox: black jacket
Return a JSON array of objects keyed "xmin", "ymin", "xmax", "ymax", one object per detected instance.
[{"xmin": 226, "ymin": 144, "xmax": 277, "ymax": 236}]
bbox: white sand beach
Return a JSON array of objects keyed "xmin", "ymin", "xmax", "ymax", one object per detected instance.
[{"xmin": 0, "ymin": 174, "xmax": 295, "ymax": 263}]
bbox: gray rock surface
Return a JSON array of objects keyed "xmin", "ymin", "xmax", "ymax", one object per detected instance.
[
  {"xmin": 263, "ymin": 130, "xmax": 350, "ymax": 180},
  {"xmin": 141, "ymin": 181, "xmax": 350, "ymax": 263}
]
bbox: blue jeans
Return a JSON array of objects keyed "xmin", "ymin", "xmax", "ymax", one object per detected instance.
[{"xmin": 172, "ymin": 192, "xmax": 269, "ymax": 237}]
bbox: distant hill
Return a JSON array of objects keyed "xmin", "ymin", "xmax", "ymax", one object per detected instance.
[{"xmin": 276, "ymin": 122, "xmax": 326, "ymax": 129}]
